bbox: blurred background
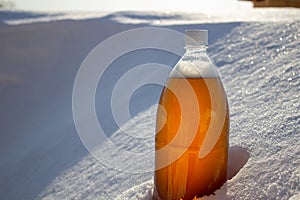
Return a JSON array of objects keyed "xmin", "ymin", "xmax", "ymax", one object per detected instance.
[{"xmin": 1, "ymin": 0, "xmax": 252, "ymax": 12}]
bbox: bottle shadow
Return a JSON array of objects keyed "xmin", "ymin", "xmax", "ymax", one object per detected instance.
[
  {"xmin": 199, "ymin": 145, "xmax": 250, "ymax": 200},
  {"xmin": 227, "ymin": 145, "xmax": 250, "ymax": 180}
]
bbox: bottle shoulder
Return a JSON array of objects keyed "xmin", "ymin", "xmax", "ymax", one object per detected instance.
[{"xmin": 170, "ymin": 52, "xmax": 219, "ymax": 79}]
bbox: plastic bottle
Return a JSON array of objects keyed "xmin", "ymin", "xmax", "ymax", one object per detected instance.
[{"xmin": 154, "ymin": 30, "xmax": 229, "ymax": 200}]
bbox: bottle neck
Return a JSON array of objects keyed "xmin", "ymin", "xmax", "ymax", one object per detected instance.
[
  {"xmin": 171, "ymin": 44, "xmax": 217, "ymax": 78},
  {"xmin": 185, "ymin": 45, "xmax": 207, "ymax": 52}
]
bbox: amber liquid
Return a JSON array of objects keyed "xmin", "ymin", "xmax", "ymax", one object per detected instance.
[{"xmin": 154, "ymin": 77, "xmax": 229, "ymax": 200}]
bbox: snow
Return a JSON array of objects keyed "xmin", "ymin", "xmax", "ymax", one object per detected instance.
[{"xmin": 0, "ymin": 8, "xmax": 299, "ymax": 200}]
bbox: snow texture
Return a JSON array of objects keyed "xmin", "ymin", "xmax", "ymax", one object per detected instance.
[{"xmin": 0, "ymin": 8, "xmax": 299, "ymax": 200}]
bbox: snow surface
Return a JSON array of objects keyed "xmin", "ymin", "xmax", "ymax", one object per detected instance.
[{"xmin": 0, "ymin": 8, "xmax": 299, "ymax": 200}]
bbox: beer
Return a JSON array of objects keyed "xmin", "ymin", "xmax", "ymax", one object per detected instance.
[
  {"xmin": 154, "ymin": 30, "xmax": 229, "ymax": 200},
  {"xmin": 154, "ymin": 77, "xmax": 229, "ymax": 200}
]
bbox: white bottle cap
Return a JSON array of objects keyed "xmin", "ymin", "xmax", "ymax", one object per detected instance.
[{"xmin": 185, "ymin": 29, "xmax": 208, "ymax": 46}]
